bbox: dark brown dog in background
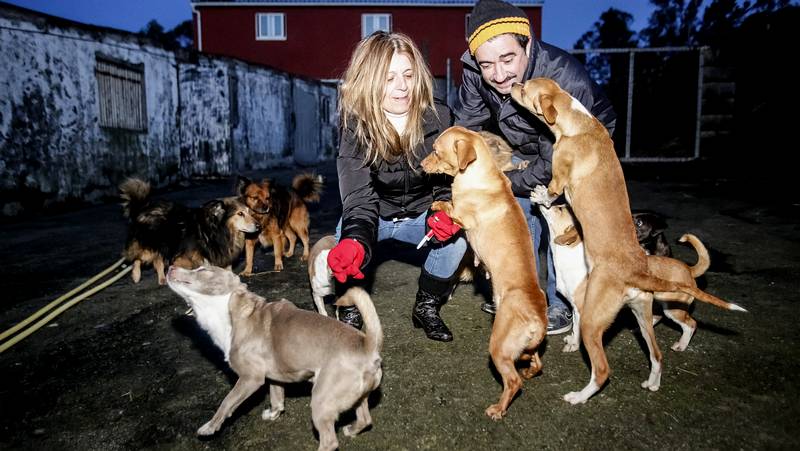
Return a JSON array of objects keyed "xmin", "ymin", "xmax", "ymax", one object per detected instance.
[
  {"xmin": 633, "ymin": 211, "xmax": 672, "ymax": 257},
  {"xmin": 237, "ymin": 173, "xmax": 323, "ymax": 274}
]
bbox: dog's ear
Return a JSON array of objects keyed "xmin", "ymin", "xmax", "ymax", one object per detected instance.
[
  {"xmin": 236, "ymin": 176, "xmax": 251, "ymax": 196},
  {"xmin": 205, "ymin": 200, "xmax": 226, "ymax": 219},
  {"xmin": 554, "ymin": 225, "xmax": 581, "ymax": 247},
  {"xmin": 454, "ymin": 138, "xmax": 477, "ymax": 171},
  {"xmin": 540, "ymin": 94, "xmax": 558, "ymax": 125}
]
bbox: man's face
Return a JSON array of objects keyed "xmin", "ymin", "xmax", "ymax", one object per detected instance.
[{"xmin": 474, "ymin": 34, "xmax": 530, "ymax": 96}]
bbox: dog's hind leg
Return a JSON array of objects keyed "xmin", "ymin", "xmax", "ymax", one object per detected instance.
[
  {"xmin": 284, "ymin": 228, "xmax": 297, "ymax": 258},
  {"xmin": 261, "ymin": 384, "xmax": 285, "ymax": 421},
  {"xmin": 563, "ymin": 279, "xmax": 587, "ymax": 353},
  {"xmin": 310, "ymin": 367, "xmax": 360, "ymax": 451},
  {"xmin": 197, "ymin": 376, "xmax": 263, "ymax": 436},
  {"xmin": 564, "ymin": 271, "xmax": 623, "ymax": 405},
  {"xmin": 660, "ymin": 304, "xmax": 696, "ymax": 352},
  {"xmin": 154, "ymin": 255, "xmax": 166, "ymax": 285},
  {"xmin": 485, "ymin": 322, "xmax": 525, "ymax": 420},
  {"xmin": 518, "ymin": 350, "xmax": 542, "ymax": 379},
  {"xmin": 298, "ymin": 225, "xmax": 311, "ymax": 262},
  {"xmin": 131, "ymin": 259, "xmax": 142, "ymax": 283},
  {"xmin": 342, "ymin": 397, "xmax": 372, "ymax": 437},
  {"xmin": 629, "ymin": 292, "xmax": 663, "ymax": 391}
]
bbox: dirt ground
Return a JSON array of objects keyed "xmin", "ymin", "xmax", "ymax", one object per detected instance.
[{"xmin": 1, "ymin": 160, "xmax": 798, "ymax": 450}]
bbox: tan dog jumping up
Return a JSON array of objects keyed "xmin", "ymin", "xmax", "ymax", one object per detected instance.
[
  {"xmin": 421, "ymin": 126, "xmax": 547, "ymax": 420},
  {"xmin": 511, "ymin": 78, "xmax": 746, "ymax": 405}
]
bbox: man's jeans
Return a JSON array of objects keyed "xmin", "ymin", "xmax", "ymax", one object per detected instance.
[
  {"xmin": 515, "ymin": 196, "xmax": 570, "ymax": 313},
  {"xmin": 335, "ymin": 212, "xmax": 468, "ymax": 280}
]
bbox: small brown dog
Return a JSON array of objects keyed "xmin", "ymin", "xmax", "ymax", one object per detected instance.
[
  {"xmin": 237, "ymin": 173, "xmax": 323, "ymax": 274},
  {"xmin": 166, "ymin": 265, "xmax": 382, "ymax": 451},
  {"xmin": 421, "ymin": 126, "xmax": 547, "ymax": 420},
  {"xmin": 511, "ymin": 78, "xmax": 746, "ymax": 404}
]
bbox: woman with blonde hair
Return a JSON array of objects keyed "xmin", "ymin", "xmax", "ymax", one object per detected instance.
[{"xmin": 328, "ymin": 31, "xmax": 466, "ymax": 342}]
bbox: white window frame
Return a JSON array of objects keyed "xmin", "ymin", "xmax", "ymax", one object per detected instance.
[
  {"xmin": 256, "ymin": 13, "xmax": 286, "ymax": 41},
  {"xmin": 361, "ymin": 13, "xmax": 391, "ymax": 39}
]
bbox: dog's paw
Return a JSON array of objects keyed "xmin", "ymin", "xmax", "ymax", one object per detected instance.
[
  {"xmin": 261, "ymin": 407, "xmax": 283, "ymax": 421},
  {"xmin": 273, "ymin": 262, "xmax": 283, "ymax": 272},
  {"xmin": 641, "ymin": 379, "xmax": 661, "ymax": 392},
  {"xmin": 563, "ymin": 391, "xmax": 590, "ymax": 405},
  {"xmin": 530, "ymin": 185, "xmax": 553, "ymax": 207},
  {"xmin": 300, "ymin": 253, "xmax": 309, "ymax": 262},
  {"xmin": 485, "ymin": 404, "xmax": 506, "ymax": 421},
  {"xmin": 562, "ymin": 335, "xmax": 579, "ymax": 353},
  {"xmin": 239, "ymin": 269, "xmax": 253, "ymax": 277},
  {"xmin": 197, "ymin": 421, "xmax": 218, "ymax": 436},
  {"xmin": 520, "ymin": 366, "xmax": 539, "ymax": 379}
]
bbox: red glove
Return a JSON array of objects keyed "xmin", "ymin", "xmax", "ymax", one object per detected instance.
[
  {"xmin": 427, "ymin": 211, "xmax": 462, "ymax": 242},
  {"xmin": 327, "ymin": 238, "xmax": 365, "ymax": 283}
]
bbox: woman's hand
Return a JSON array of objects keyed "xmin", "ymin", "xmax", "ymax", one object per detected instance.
[
  {"xmin": 427, "ymin": 211, "xmax": 461, "ymax": 242},
  {"xmin": 327, "ymin": 239, "xmax": 365, "ymax": 283}
]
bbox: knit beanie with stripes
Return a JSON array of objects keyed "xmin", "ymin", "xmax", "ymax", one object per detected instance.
[{"xmin": 466, "ymin": 0, "xmax": 531, "ymax": 55}]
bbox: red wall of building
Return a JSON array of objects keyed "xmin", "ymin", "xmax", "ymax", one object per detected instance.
[{"xmin": 194, "ymin": 5, "xmax": 541, "ymax": 82}]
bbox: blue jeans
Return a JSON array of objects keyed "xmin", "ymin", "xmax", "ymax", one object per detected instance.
[
  {"xmin": 515, "ymin": 196, "xmax": 570, "ymax": 313},
  {"xmin": 335, "ymin": 212, "xmax": 468, "ymax": 280}
]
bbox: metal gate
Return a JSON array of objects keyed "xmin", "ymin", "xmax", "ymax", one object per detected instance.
[{"xmin": 571, "ymin": 46, "xmax": 709, "ymax": 162}]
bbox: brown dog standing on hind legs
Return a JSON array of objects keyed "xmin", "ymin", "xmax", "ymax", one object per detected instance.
[
  {"xmin": 511, "ymin": 78, "xmax": 746, "ymax": 405},
  {"xmin": 531, "ymin": 192, "xmax": 713, "ymax": 353},
  {"xmin": 421, "ymin": 126, "xmax": 547, "ymax": 420}
]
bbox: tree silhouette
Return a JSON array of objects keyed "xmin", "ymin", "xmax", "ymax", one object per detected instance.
[{"xmin": 138, "ymin": 19, "xmax": 193, "ymax": 49}]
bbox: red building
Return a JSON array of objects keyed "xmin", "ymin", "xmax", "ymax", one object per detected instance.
[{"xmin": 191, "ymin": 0, "xmax": 543, "ymax": 82}]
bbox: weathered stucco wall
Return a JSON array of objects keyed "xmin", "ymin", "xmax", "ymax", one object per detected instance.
[
  {"xmin": 0, "ymin": 5, "xmax": 337, "ymax": 216},
  {"xmin": 0, "ymin": 9, "xmax": 179, "ymax": 214}
]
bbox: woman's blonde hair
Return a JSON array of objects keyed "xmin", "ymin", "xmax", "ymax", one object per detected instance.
[{"xmin": 339, "ymin": 31, "xmax": 436, "ymax": 167}]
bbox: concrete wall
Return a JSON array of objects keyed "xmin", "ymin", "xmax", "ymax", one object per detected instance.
[{"xmin": 0, "ymin": 4, "xmax": 337, "ymax": 216}]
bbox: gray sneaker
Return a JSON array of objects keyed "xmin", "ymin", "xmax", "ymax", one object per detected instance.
[{"xmin": 547, "ymin": 307, "xmax": 573, "ymax": 335}]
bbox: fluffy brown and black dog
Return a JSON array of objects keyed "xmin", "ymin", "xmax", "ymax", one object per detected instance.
[
  {"xmin": 120, "ymin": 178, "xmax": 259, "ymax": 284},
  {"xmin": 237, "ymin": 174, "xmax": 323, "ymax": 274}
]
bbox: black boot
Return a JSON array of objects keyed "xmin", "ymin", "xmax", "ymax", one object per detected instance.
[
  {"xmin": 412, "ymin": 271, "xmax": 454, "ymax": 342},
  {"xmin": 338, "ymin": 305, "xmax": 363, "ymax": 330}
]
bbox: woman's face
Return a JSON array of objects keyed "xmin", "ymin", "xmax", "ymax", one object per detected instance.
[{"xmin": 382, "ymin": 52, "xmax": 414, "ymax": 115}]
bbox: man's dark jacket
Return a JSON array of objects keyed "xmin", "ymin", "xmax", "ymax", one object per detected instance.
[
  {"xmin": 337, "ymin": 102, "xmax": 454, "ymax": 268},
  {"xmin": 454, "ymin": 39, "xmax": 617, "ymax": 196}
]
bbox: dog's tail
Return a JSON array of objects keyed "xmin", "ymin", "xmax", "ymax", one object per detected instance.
[
  {"xmin": 679, "ymin": 233, "xmax": 710, "ymax": 278},
  {"xmin": 292, "ymin": 173, "xmax": 324, "ymax": 203},
  {"xmin": 338, "ymin": 287, "xmax": 383, "ymax": 354},
  {"xmin": 119, "ymin": 178, "xmax": 151, "ymax": 219},
  {"xmin": 628, "ymin": 272, "xmax": 747, "ymax": 312}
]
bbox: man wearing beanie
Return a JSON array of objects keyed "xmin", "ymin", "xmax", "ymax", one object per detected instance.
[{"xmin": 454, "ymin": 0, "xmax": 617, "ymax": 335}]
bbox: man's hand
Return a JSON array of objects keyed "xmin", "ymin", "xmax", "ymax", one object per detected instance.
[
  {"xmin": 427, "ymin": 211, "xmax": 462, "ymax": 242},
  {"xmin": 327, "ymin": 239, "xmax": 365, "ymax": 283}
]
